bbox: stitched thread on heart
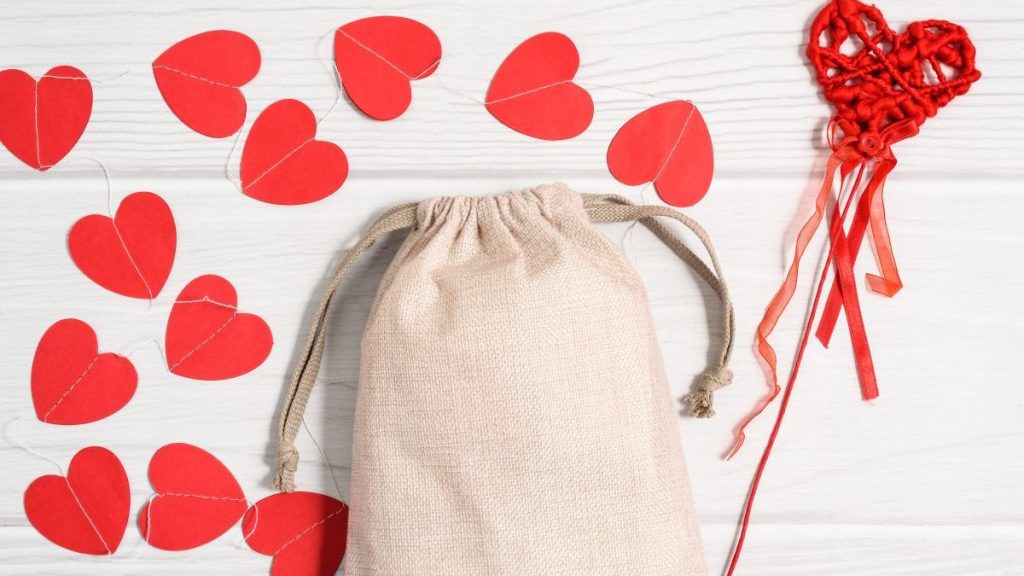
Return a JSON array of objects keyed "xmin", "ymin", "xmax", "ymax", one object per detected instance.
[
  {"xmin": 151, "ymin": 65, "xmax": 241, "ymax": 89},
  {"xmin": 269, "ymin": 504, "xmax": 347, "ymax": 555},
  {"xmin": 335, "ymin": 28, "xmax": 439, "ymax": 81},
  {"xmin": 241, "ymin": 137, "xmax": 314, "ymax": 192},
  {"xmin": 41, "ymin": 356, "xmax": 99, "ymax": 423},
  {"xmin": 167, "ymin": 306, "xmax": 239, "ymax": 371},
  {"xmin": 141, "ymin": 492, "xmax": 254, "ymax": 543},
  {"xmin": 31, "ymin": 73, "xmax": 91, "ymax": 170}
]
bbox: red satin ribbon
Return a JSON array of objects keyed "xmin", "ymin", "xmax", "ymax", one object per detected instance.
[{"xmin": 725, "ymin": 119, "xmax": 918, "ymax": 574}]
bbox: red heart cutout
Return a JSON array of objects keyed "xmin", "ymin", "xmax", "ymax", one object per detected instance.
[
  {"xmin": 334, "ymin": 16, "xmax": 441, "ymax": 121},
  {"xmin": 153, "ymin": 30, "xmax": 261, "ymax": 138},
  {"xmin": 32, "ymin": 319, "xmax": 137, "ymax": 425},
  {"xmin": 242, "ymin": 492, "xmax": 348, "ymax": 576},
  {"xmin": 24, "ymin": 447, "xmax": 129, "ymax": 555},
  {"xmin": 808, "ymin": 0, "xmax": 981, "ymax": 142},
  {"xmin": 68, "ymin": 191, "xmax": 176, "ymax": 299},
  {"xmin": 165, "ymin": 274, "xmax": 273, "ymax": 380},
  {"xmin": 486, "ymin": 32, "xmax": 593, "ymax": 140},
  {"xmin": 240, "ymin": 99, "xmax": 348, "ymax": 205},
  {"xmin": 607, "ymin": 100, "xmax": 714, "ymax": 207},
  {"xmin": 0, "ymin": 66, "xmax": 92, "ymax": 171},
  {"xmin": 138, "ymin": 443, "xmax": 247, "ymax": 551}
]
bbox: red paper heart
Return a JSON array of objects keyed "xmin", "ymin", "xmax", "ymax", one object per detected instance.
[
  {"xmin": 138, "ymin": 443, "xmax": 247, "ymax": 551},
  {"xmin": 68, "ymin": 191, "xmax": 176, "ymax": 299},
  {"xmin": 808, "ymin": 0, "xmax": 981, "ymax": 142},
  {"xmin": 32, "ymin": 319, "xmax": 137, "ymax": 425},
  {"xmin": 24, "ymin": 447, "xmax": 129, "ymax": 555},
  {"xmin": 240, "ymin": 99, "xmax": 348, "ymax": 205},
  {"xmin": 153, "ymin": 30, "xmax": 261, "ymax": 138},
  {"xmin": 486, "ymin": 32, "xmax": 593, "ymax": 140},
  {"xmin": 334, "ymin": 16, "xmax": 441, "ymax": 121},
  {"xmin": 0, "ymin": 66, "xmax": 92, "ymax": 171},
  {"xmin": 165, "ymin": 275, "xmax": 273, "ymax": 380},
  {"xmin": 242, "ymin": 492, "xmax": 348, "ymax": 576},
  {"xmin": 607, "ymin": 100, "xmax": 714, "ymax": 207}
]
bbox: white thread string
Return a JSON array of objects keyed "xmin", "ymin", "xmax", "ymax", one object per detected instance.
[
  {"xmin": 81, "ymin": 158, "xmax": 156, "ymax": 301},
  {"xmin": 151, "ymin": 65, "xmax": 238, "ymax": 89},
  {"xmin": 302, "ymin": 416, "xmax": 344, "ymax": 499}
]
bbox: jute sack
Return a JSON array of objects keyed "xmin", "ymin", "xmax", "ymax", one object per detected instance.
[{"xmin": 273, "ymin": 183, "xmax": 734, "ymax": 575}]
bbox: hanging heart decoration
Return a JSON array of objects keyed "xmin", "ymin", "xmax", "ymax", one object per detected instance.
[
  {"xmin": 242, "ymin": 491, "xmax": 348, "ymax": 576},
  {"xmin": 68, "ymin": 191, "xmax": 176, "ymax": 299},
  {"xmin": 165, "ymin": 274, "xmax": 273, "ymax": 380},
  {"xmin": 139, "ymin": 443, "xmax": 248, "ymax": 550},
  {"xmin": 240, "ymin": 99, "xmax": 348, "ymax": 205},
  {"xmin": 153, "ymin": 30, "xmax": 261, "ymax": 138},
  {"xmin": 607, "ymin": 100, "xmax": 714, "ymax": 207},
  {"xmin": 0, "ymin": 66, "xmax": 92, "ymax": 171},
  {"xmin": 23, "ymin": 447, "xmax": 130, "ymax": 555},
  {"xmin": 485, "ymin": 32, "xmax": 593, "ymax": 140},
  {"xmin": 31, "ymin": 319, "xmax": 137, "ymax": 425},
  {"xmin": 334, "ymin": 16, "xmax": 441, "ymax": 120}
]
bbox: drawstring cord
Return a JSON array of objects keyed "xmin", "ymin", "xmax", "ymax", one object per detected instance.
[{"xmin": 274, "ymin": 194, "xmax": 734, "ymax": 492}]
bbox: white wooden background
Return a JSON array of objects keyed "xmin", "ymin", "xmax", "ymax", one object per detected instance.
[{"xmin": 1, "ymin": 0, "xmax": 1022, "ymax": 574}]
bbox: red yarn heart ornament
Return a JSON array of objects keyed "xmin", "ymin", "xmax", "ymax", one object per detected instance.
[
  {"xmin": 727, "ymin": 3, "xmax": 980, "ymax": 574},
  {"xmin": 807, "ymin": 0, "xmax": 980, "ymax": 145}
]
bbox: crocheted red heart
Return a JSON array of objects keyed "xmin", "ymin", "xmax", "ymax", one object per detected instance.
[{"xmin": 807, "ymin": 0, "xmax": 980, "ymax": 146}]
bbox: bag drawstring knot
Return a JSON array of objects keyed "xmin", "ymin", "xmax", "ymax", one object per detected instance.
[{"xmin": 684, "ymin": 366, "xmax": 734, "ymax": 418}]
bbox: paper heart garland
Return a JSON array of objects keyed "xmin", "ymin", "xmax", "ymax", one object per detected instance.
[
  {"xmin": 166, "ymin": 274, "xmax": 273, "ymax": 380},
  {"xmin": 24, "ymin": 447, "xmax": 130, "ymax": 555},
  {"xmin": 68, "ymin": 191, "xmax": 176, "ymax": 299},
  {"xmin": 32, "ymin": 319, "xmax": 137, "ymax": 425},
  {"xmin": 241, "ymin": 99, "xmax": 348, "ymax": 205},
  {"xmin": 808, "ymin": 0, "xmax": 981, "ymax": 141},
  {"xmin": 138, "ymin": 443, "xmax": 247, "ymax": 551},
  {"xmin": 0, "ymin": 66, "xmax": 92, "ymax": 171},
  {"xmin": 607, "ymin": 100, "xmax": 714, "ymax": 207},
  {"xmin": 334, "ymin": 16, "xmax": 441, "ymax": 120},
  {"xmin": 153, "ymin": 30, "xmax": 261, "ymax": 138},
  {"xmin": 242, "ymin": 492, "xmax": 348, "ymax": 576},
  {"xmin": 486, "ymin": 32, "xmax": 593, "ymax": 140}
]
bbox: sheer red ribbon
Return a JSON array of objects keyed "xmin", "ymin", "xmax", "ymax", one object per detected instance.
[{"xmin": 724, "ymin": 120, "xmax": 915, "ymax": 576}]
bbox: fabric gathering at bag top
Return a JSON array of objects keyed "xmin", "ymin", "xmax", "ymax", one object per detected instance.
[{"xmin": 272, "ymin": 183, "xmax": 735, "ymax": 575}]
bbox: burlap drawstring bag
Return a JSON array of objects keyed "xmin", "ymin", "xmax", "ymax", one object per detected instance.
[{"xmin": 273, "ymin": 183, "xmax": 734, "ymax": 575}]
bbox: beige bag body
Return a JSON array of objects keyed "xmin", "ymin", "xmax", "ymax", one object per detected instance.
[{"xmin": 274, "ymin": 184, "xmax": 734, "ymax": 576}]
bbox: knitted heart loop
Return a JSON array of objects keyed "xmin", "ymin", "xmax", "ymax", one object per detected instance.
[{"xmin": 808, "ymin": 0, "xmax": 980, "ymax": 145}]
